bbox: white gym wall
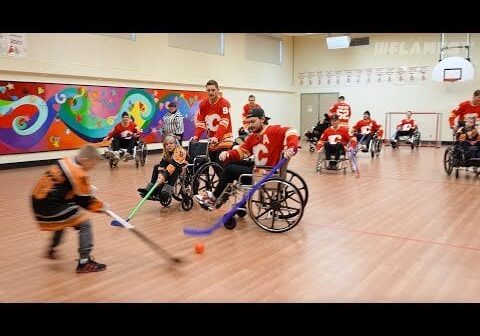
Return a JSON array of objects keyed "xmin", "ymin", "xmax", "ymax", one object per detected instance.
[{"xmin": 294, "ymin": 33, "xmax": 480, "ymax": 142}]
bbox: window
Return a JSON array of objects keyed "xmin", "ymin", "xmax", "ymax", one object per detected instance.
[
  {"xmin": 168, "ymin": 33, "xmax": 224, "ymax": 56},
  {"xmin": 245, "ymin": 34, "xmax": 283, "ymax": 65}
]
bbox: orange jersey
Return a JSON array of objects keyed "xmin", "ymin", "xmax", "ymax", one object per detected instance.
[
  {"xmin": 397, "ymin": 118, "xmax": 417, "ymax": 131},
  {"xmin": 449, "ymin": 100, "xmax": 480, "ymax": 127},
  {"xmin": 226, "ymin": 125, "xmax": 299, "ymax": 166},
  {"xmin": 329, "ymin": 102, "xmax": 351, "ymax": 127},
  {"xmin": 31, "ymin": 157, "xmax": 104, "ymax": 231},
  {"xmin": 160, "ymin": 146, "xmax": 187, "ymax": 175},
  {"xmin": 195, "ymin": 97, "xmax": 233, "ymax": 151},
  {"xmin": 352, "ymin": 119, "xmax": 383, "ymax": 137},
  {"xmin": 242, "ymin": 103, "xmax": 261, "ymax": 127}
]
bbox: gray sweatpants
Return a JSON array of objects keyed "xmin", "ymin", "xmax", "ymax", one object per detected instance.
[{"xmin": 50, "ymin": 220, "xmax": 93, "ymax": 259}]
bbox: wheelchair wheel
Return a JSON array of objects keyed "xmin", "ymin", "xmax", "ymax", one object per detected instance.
[
  {"xmin": 159, "ymin": 192, "xmax": 172, "ymax": 207},
  {"xmin": 141, "ymin": 144, "xmax": 147, "ymax": 166},
  {"xmin": 191, "ymin": 162, "xmax": 224, "ymax": 196},
  {"xmin": 247, "ymin": 178, "xmax": 304, "ymax": 233},
  {"xmin": 172, "ymin": 178, "xmax": 184, "ymax": 201},
  {"xmin": 455, "ymin": 168, "xmax": 460, "ymax": 179},
  {"xmin": 444, "ymin": 147, "xmax": 454, "ymax": 176},
  {"xmin": 370, "ymin": 143, "xmax": 375, "ymax": 158},
  {"xmin": 236, "ymin": 209, "xmax": 247, "ymax": 217},
  {"xmin": 285, "ymin": 169, "xmax": 309, "ymax": 206},
  {"xmin": 224, "ymin": 216, "xmax": 237, "ymax": 230},
  {"xmin": 375, "ymin": 139, "xmax": 382, "ymax": 157},
  {"xmin": 109, "ymin": 158, "xmax": 118, "ymax": 169},
  {"xmin": 181, "ymin": 197, "xmax": 193, "ymax": 211}
]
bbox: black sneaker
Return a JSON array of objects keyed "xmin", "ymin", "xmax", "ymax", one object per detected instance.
[
  {"xmin": 76, "ymin": 257, "xmax": 107, "ymax": 273},
  {"xmin": 45, "ymin": 249, "xmax": 58, "ymax": 260}
]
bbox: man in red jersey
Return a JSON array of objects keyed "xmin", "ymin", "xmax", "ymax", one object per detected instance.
[
  {"xmin": 328, "ymin": 95, "xmax": 351, "ymax": 128},
  {"xmin": 190, "ymin": 79, "xmax": 234, "ymax": 163},
  {"xmin": 449, "ymin": 89, "xmax": 480, "ymax": 131},
  {"xmin": 390, "ymin": 110, "xmax": 417, "ymax": 148},
  {"xmin": 103, "ymin": 111, "xmax": 140, "ymax": 161},
  {"xmin": 316, "ymin": 115, "xmax": 357, "ymax": 169},
  {"xmin": 351, "ymin": 111, "xmax": 383, "ymax": 152},
  {"xmin": 242, "ymin": 94, "xmax": 261, "ymax": 128},
  {"xmin": 194, "ymin": 108, "xmax": 298, "ymax": 209}
]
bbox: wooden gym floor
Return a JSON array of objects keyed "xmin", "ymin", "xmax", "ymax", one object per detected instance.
[{"xmin": 1, "ymin": 144, "xmax": 480, "ymax": 302}]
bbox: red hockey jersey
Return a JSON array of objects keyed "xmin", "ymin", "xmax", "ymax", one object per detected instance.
[{"xmin": 226, "ymin": 125, "xmax": 299, "ymax": 166}]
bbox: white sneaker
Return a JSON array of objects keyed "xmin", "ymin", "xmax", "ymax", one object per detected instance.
[
  {"xmin": 104, "ymin": 150, "xmax": 115, "ymax": 159},
  {"xmin": 123, "ymin": 153, "xmax": 133, "ymax": 162},
  {"xmin": 193, "ymin": 191, "xmax": 216, "ymax": 208}
]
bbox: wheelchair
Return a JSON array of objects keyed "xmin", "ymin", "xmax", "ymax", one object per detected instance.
[
  {"xmin": 304, "ymin": 130, "xmax": 320, "ymax": 153},
  {"xmin": 355, "ymin": 133, "xmax": 383, "ymax": 158},
  {"xmin": 207, "ymin": 157, "xmax": 308, "ymax": 233},
  {"xmin": 106, "ymin": 137, "xmax": 147, "ymax": 169},
  {"xmin": 316, "ymin": 145, "xmax": 356, "ymax": 174},
  {"xmin": 137, "ymin": 140, "xmax": 223, "ymax": 211},
  {"xmin": 391, "ymin": 128, "xmax": 421, "ymax": 150},
  {"xmin": 443, "ymin": 140, "xmax": 480, "ymax": 178}
]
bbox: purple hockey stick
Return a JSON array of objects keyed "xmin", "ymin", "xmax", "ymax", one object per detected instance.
[{"xmin": 183, "ymin": 157, "xmax": 289, "ymax": 236}]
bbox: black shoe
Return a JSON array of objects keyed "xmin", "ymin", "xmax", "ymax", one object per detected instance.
[
  {"xmin": 45, "ymin": 249, "xmax": 58, "ymax": 260},
  {"xmin": 76, "ymin": 257, "xmax": 107, "ymax": 273}
]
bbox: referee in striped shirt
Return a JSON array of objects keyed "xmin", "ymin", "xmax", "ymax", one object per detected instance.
[{"xmin": 162, "ymin": 101, "xmax": 184, "ymax": 142}]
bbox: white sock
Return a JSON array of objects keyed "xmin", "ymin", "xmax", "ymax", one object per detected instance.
[{"xmin": 80, "ymin": 258, "xmax": 89, "ymax": 264}]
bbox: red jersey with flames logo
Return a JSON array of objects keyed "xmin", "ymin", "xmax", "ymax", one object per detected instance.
[
  {"xmin": 194, "ymin": 97, "xmax": 233, "ymax": 151},
  {"xmin": 449, "ymin": 100, "xmax": 480, "ymax": 128},
  {"xmin": 226, "ymin": 125, "xmax": 299, "ymax": 166},
  {"xmin": 106, "ymin": 122, "xmax": 138, "ymax": 140},
  {"xmin": 329, "ymin": 102, "xmax": 351, "ymax": 127},
  {"xmin": 397, "ymin": 118, "xmax": 417, "ymax": 131},
  {"xmin": 316, "ymin": 126, "xmax": 355, "ymax": 150},
  {"xmin": 242, "ymin": 103, "xmax": 261, "ymax": 128},
  {"xmin": 352, "ymin": 119, "xmax": 383, "ymax": 137}
]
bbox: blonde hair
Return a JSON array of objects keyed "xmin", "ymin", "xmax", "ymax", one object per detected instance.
[
  {"xmin": 78, "ymin": 145, "xmax": 101, "ymax": 160},
  {"xmin": 162, "ymin": 134, "xmax": 177, "ymax": 162}
]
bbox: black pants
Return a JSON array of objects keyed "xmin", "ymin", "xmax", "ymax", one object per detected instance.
[
  {"xmin": 150, "ymin": 164, "xmax": 182, "ymax": 187},
  {"xmin": 213, "ymin": 164, "xmax": 253, "ymax": 199},
  {"xmin": 324, "ymin": 142, "xmax": 345, "ymax": 160},
  {"xmin": 394, "ymin": 130, "xmax": 414, "ymax": 140},
  {"xmin": 356, "ymin": 133, "xmax": 372, "ymax": 150},
  {"xmin": 111, "ymin": 135, "xmax": 136, "ymax": 155}
]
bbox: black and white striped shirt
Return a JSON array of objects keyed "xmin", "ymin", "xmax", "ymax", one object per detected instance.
[{"xmin": 162, "ymin": 110, "xmax": 184, "ymax": 137}]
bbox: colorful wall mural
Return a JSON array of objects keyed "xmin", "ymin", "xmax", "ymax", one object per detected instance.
[{"xmin": 0, "ymin": 81, "xmax": 208, "ymax": 155}]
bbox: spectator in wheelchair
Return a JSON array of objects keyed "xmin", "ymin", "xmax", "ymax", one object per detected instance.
[
  {"xmin": 316, "ymin": 115, "xmax": 357, "ymax": 170},
  {"xmin": 305, "ymin": 114, "xmax": 331, "ymax": 143},
  {"xmin": 103, "ymin": 111, "xmax": 140, "ymax": 161},
  {"xmin": 390, "ymin": 110, "xmax": 418, "ymax": 148},
  {"xmin": 449, "ymin": 89, "xmax": 480, "ymax": 131},
  {"xmin": 137, "ymin": 134, "xmax": 187, "ymax": 199},
  {"xmin": 194, "ymin": 108, "xmax": 299, "ymax": 209},
  {"xmin": 351, "ymin": 110, "xmax": 383, "ymax": 152},
  {"xmin": 454, "ymin": 116, "xmax": 480, "ymax": 164}
]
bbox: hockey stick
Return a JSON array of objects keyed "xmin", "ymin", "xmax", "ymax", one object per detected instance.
[
  {"xmin": 111, "ymin": 181, "xmax": 161, "ymax": 227},
  {"xmin": 106, "ymin": 209, "xmax": 182, "ymax": 263},
  {"xmin": 183, "ymin": 157, "xmax": 289, "ymax": 236}
]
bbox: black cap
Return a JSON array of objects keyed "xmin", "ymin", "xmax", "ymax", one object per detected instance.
[
  {"xmin": 121, "ymin": 112, "xmax": 129, "ymax": 118},
  {"xmin": 246, "ymin": 108, "xmax": 271, "ymax": 120},
  {"xmin": 168, "ymin": 101, "xmax": 176, "ymax": 107}
]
